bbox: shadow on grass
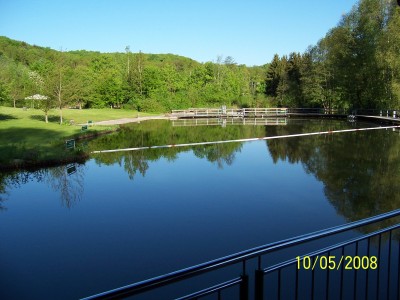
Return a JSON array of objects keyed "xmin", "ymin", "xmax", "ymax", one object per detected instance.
[
  {"xmin": 30, "ymin": 114, "xmax": 60, "ymax": 123},
  {"xmin": 0, "ymin": 114, "xmax": 18, "ymax": 121},
  {"xmin": 0, "ymin": 126, "xmax": 86, "ymax": 168}
]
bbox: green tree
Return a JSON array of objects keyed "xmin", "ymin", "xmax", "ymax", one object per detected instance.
[
  {"xmin": 43, "ymin": 54, "xmax": 73, "ymax": 124},
  {"xmin": 376, "ymin": 1, "xmax": 400, "ymax": 109}
]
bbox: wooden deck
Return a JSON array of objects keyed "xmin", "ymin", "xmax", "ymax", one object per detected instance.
[
  {"xmin": 172, "ymin": 117, "xmax": 287, "ymax": 127},
  {"xmin": 171, "ymin": 108, "xmax": 288, "ymax": 118},
  {"xmin": 356, "ymin": 115, "xmax": 400, "ymax": 125},
  {"xmin": 170, "ymin": 107, "xmax": 400, "ymax": 125}
]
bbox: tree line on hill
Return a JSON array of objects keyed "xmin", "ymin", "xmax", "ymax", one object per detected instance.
[
  {"xmin": 0, "ymin": 0, "xmax": 399, "ymax": 123},
  {"xmin": 266, "ymin": 0, "xmax": 400, "ymax": 111},
  {"xmin": 0, "ymin": 37, "xmax": 266, "ymax": 119}
]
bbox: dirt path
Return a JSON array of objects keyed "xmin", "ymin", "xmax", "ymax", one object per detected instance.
[{"xmin": 91, "ymin": 115, "xmax": 177, "ymax": 126}]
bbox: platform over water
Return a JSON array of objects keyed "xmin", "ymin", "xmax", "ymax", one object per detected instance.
[
  {"xmin": 170, "ymin": 108, "xmax": 400, "ymax": 125},
  {"xmin": 357, "ymin": 114, "xmax": 400, "ymax": 125}
]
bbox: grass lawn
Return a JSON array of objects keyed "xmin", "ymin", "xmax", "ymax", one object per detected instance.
[{"xmin": 0, "ymin": 106, "xmax": 157, "ymax": 169}]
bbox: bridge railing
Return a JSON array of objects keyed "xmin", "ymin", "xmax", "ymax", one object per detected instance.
[
  {"xmin": 170, "ymin": 108, "xmax": 399, "ymax": 119},
  {"xmin": 286, "ymin": 108, "xmax": 350, "ymax": 115},
  {"xmin": 172, "ymin": 118, "xmax": 287, "ymax": 127},
  {"xmin": 81, "ymin": 209, "xmax": 400, "ymax": 300},
  {"xmin": 171, "ymin": 108, "xmax": 288, "ymax": 118},
  {"xmin": 355, "ymin": 109, "xmax": 398, "ymax": 118}
]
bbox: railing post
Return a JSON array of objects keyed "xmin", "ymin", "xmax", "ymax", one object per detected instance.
[
  {"xmin": 254, "ymin": 269, "xmax": 264, "ymax": 300},
  {"xmin": 240, "ymin": 274, "xmax": 249, "ymax": 300}
]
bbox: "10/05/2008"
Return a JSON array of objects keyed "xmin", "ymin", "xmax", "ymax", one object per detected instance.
[{"xmin": 296, "ymin": 255, "xmax": 378, "ymax": 271}]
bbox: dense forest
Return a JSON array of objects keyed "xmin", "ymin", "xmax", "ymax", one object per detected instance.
[
  {"xmin": 0, "ymin": 37, "xmax": 267, "ymax": 114},
  {"xmin": 266, "ymin": 0, "xmax": 400, "ymax": 110},
  {"xmin": 0, "ymin": 0, "xmax": 399, "ymax": 114}
]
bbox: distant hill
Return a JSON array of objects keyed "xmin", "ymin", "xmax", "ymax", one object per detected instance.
[
  {"xmin": 0, "ymin": 36, "xmax": 266, "ymax": 111},
  {"xmin": 0, "ymin": 36, "xmax": 200, "ymax": 70}
]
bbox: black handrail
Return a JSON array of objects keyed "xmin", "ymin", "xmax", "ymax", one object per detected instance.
[
  {"xmin": 263, "ymin": 223, "xmax": 400, "ymax": 274},
  {"xmin": 81, "ymin": 209, "xmax": 400, "ymax": 300}
]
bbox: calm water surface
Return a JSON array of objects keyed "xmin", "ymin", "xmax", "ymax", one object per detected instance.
[{"xmin": 1, "ymin": 119, "xmax": 399, "ymax": 299}]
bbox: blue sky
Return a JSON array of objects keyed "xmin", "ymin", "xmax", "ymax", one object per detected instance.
[{"xmin": 0, "ymin": 0, "xmax": 359, "ymax": 66}]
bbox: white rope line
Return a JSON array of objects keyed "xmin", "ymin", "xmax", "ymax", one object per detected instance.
[{"xmin": 91, "ymin": 125, "xmax": 400, "ymax": 154}]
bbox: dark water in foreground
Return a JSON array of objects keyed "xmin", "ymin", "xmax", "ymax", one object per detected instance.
[{"xmin": 0, "ymin": 119, "xmax": 399, "ymax": 299}]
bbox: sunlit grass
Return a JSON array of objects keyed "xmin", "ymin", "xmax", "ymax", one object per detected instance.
[{"xmin": 0, "ymin": 106, "xmax": 158, "ymax": 168}]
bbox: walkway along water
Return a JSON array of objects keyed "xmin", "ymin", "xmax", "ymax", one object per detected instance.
[{"xmin": 87, "ymin": 108, "xmax": 400, "ymax": 126}]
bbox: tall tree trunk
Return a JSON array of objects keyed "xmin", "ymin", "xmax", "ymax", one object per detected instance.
[
  {"xmin": 59, "ymin": 106, "xmax": 63, "ymax": 124},
  {"xmin": 58, "ymin": 71, "xmax": 63, "ymax": 124}
]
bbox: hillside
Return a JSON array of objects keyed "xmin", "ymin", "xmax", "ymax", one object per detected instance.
[
  {"xmin": 0, "ymin": 36, "xmax": 267, "ymax": 112},
  {"xmin": 1, "ymin": 0, "xmax": 400, "ymax": 113}
]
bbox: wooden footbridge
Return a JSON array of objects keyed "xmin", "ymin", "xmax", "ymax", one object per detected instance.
[
  {"xmin": 170, "ymin": 107, "xmax": 400, "ymax": 125},
  {"xmin": 172, "ymin": 117, "xmax": 287, "ymax": 127},
  {"xmin": 170, "ymin": 107, "xmax": 288, "ymax": 118}
]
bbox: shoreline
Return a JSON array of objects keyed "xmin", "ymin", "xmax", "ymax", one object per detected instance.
[
  {"xmin": 2, "ymin": 113, "xmax": 399, "ymax": 173},
  {"xmin": 0, "ymin": 115, "xmax": 170, "ymax": 172},
  {"xmin": 0, "ymin": 127, "xmax": 120, "ymax": 172}
]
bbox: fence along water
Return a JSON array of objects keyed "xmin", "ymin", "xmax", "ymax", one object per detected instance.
[{"xmin": 81, "ymin": 209, "xmax": 400, "ymax": 300}]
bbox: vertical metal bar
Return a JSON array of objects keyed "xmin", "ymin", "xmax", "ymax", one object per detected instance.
[
  {"xmin": 354, "ymin": 242, "xmax": 359, "ymax": 299},
  {"xmin": 240, "ymin": 259, "xmax": 248, "ymax": 300},
  {"xmin": 254, "ymin": 269, "xmax": 264, "ymax": 300},
  {"xmin": 397, "ymin": 238, "xmax": 400, "ymax": 300},
  {"xmin": 387, "ymin": 230, "xmax": 392, "ymax": 300},
  {"xmin": 311, "ymin": 259, "xmax": 315, "ymax": 300},
  {"xmin": 240, "ymin": 274, "xmax": 249, "ymax": 300},
  {"xmin": 340, "ymin": 247, "xmax": 344, "ymax": 300},
  {"xmin": 295, "ymin": 265, "xmax": 299, "ymax": 300},
  {"xmin": 376, "ymin": 234, "xmax": 382, "ymax": 300},
  {"xmin": 277, "ymin": 269, "xmax": 281, "ymax": 300},
  {"xmin": 366, "ymin": 237, "xmax": 370, "ymax": 300},
  {"xmin": 326, "ymin": 251, "xmax": 330, "ymax": 300},
  {"xmin": 218, "ymin": 290, "xmax": 221, "ymax": 300}
]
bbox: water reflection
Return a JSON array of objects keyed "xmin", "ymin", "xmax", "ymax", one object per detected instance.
[
  {"xmin": 1, "ymin": 119, "xmax": 398, "ymax": 222},
  {"xmin": 266, "ymin": 123, "xmax": 400, "ymax": 223},
  {"xmin": 46, "ymin": 164, "xmax": 85, "ymax": 208},
  {"xmin": 1, "ymin": 119, "xmax": 399, "ymax": 300},
  {"xmin": 88, "ymin": 120, "xmax": 265, "ymax": 177},
  {"xmin": 86, "ymin": 118, "xmax": 400, "ymax": 222},
  {"xmin": 0, "ymin": 164, "xmax": 85, "ymax": 209}
]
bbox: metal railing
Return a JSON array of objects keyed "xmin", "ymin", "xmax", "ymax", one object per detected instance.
[
  {"xmin": 170, "ymin": 107, "xmax": 399, "ymax": 120},
  {"xmin": 172, "ymin": 118, "xmax": 287, "ymax": 127},
  {"xmin": 170, "ymin": 108, "xmax": 288, "ymax": 118},
  {"xmin": 355, "ymin": 109, "xmax": 398, "ymax": 118},
  {"xmin": 286, "ymin": 108, "xmax": 349, "ymax": 115},
  {"xmin": 81, "ymin": 209, "xmax": 400, "ymax": 300}
]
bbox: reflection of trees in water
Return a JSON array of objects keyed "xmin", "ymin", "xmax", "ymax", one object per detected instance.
[
  {"xmin": 46, "ymin": 164, "xmax": 85, "ymax": 208},
  {"xmin": 193, "ymin": 143, "xmax": 241, "ymax": 169},
  {"xmin": 266, "ymin": 122, "xmax": 400, "ymax": 227},
  {"xmin": 89, "ymin": 120, "xmax": 262, "ymax": 178},
  {"xmin": 0, "ymin": 164, "xmax": 85, "ymax": 209},
  {"xmin": 123, "ymin": 151, "xmax": 150, "ymax": 180},
  {"xmin": 0, "ymin": 169, "xmax": 47, "ymax": 211}
]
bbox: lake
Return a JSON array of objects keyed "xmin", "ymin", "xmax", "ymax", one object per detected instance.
[{"xmin": 1, "ymin": 118, "xmax": 399, "ymax": 299}]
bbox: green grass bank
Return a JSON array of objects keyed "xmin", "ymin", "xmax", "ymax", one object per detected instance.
[{"xmin": 0, "ymin": 106, "xmax": 155, "ymax": 171}]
